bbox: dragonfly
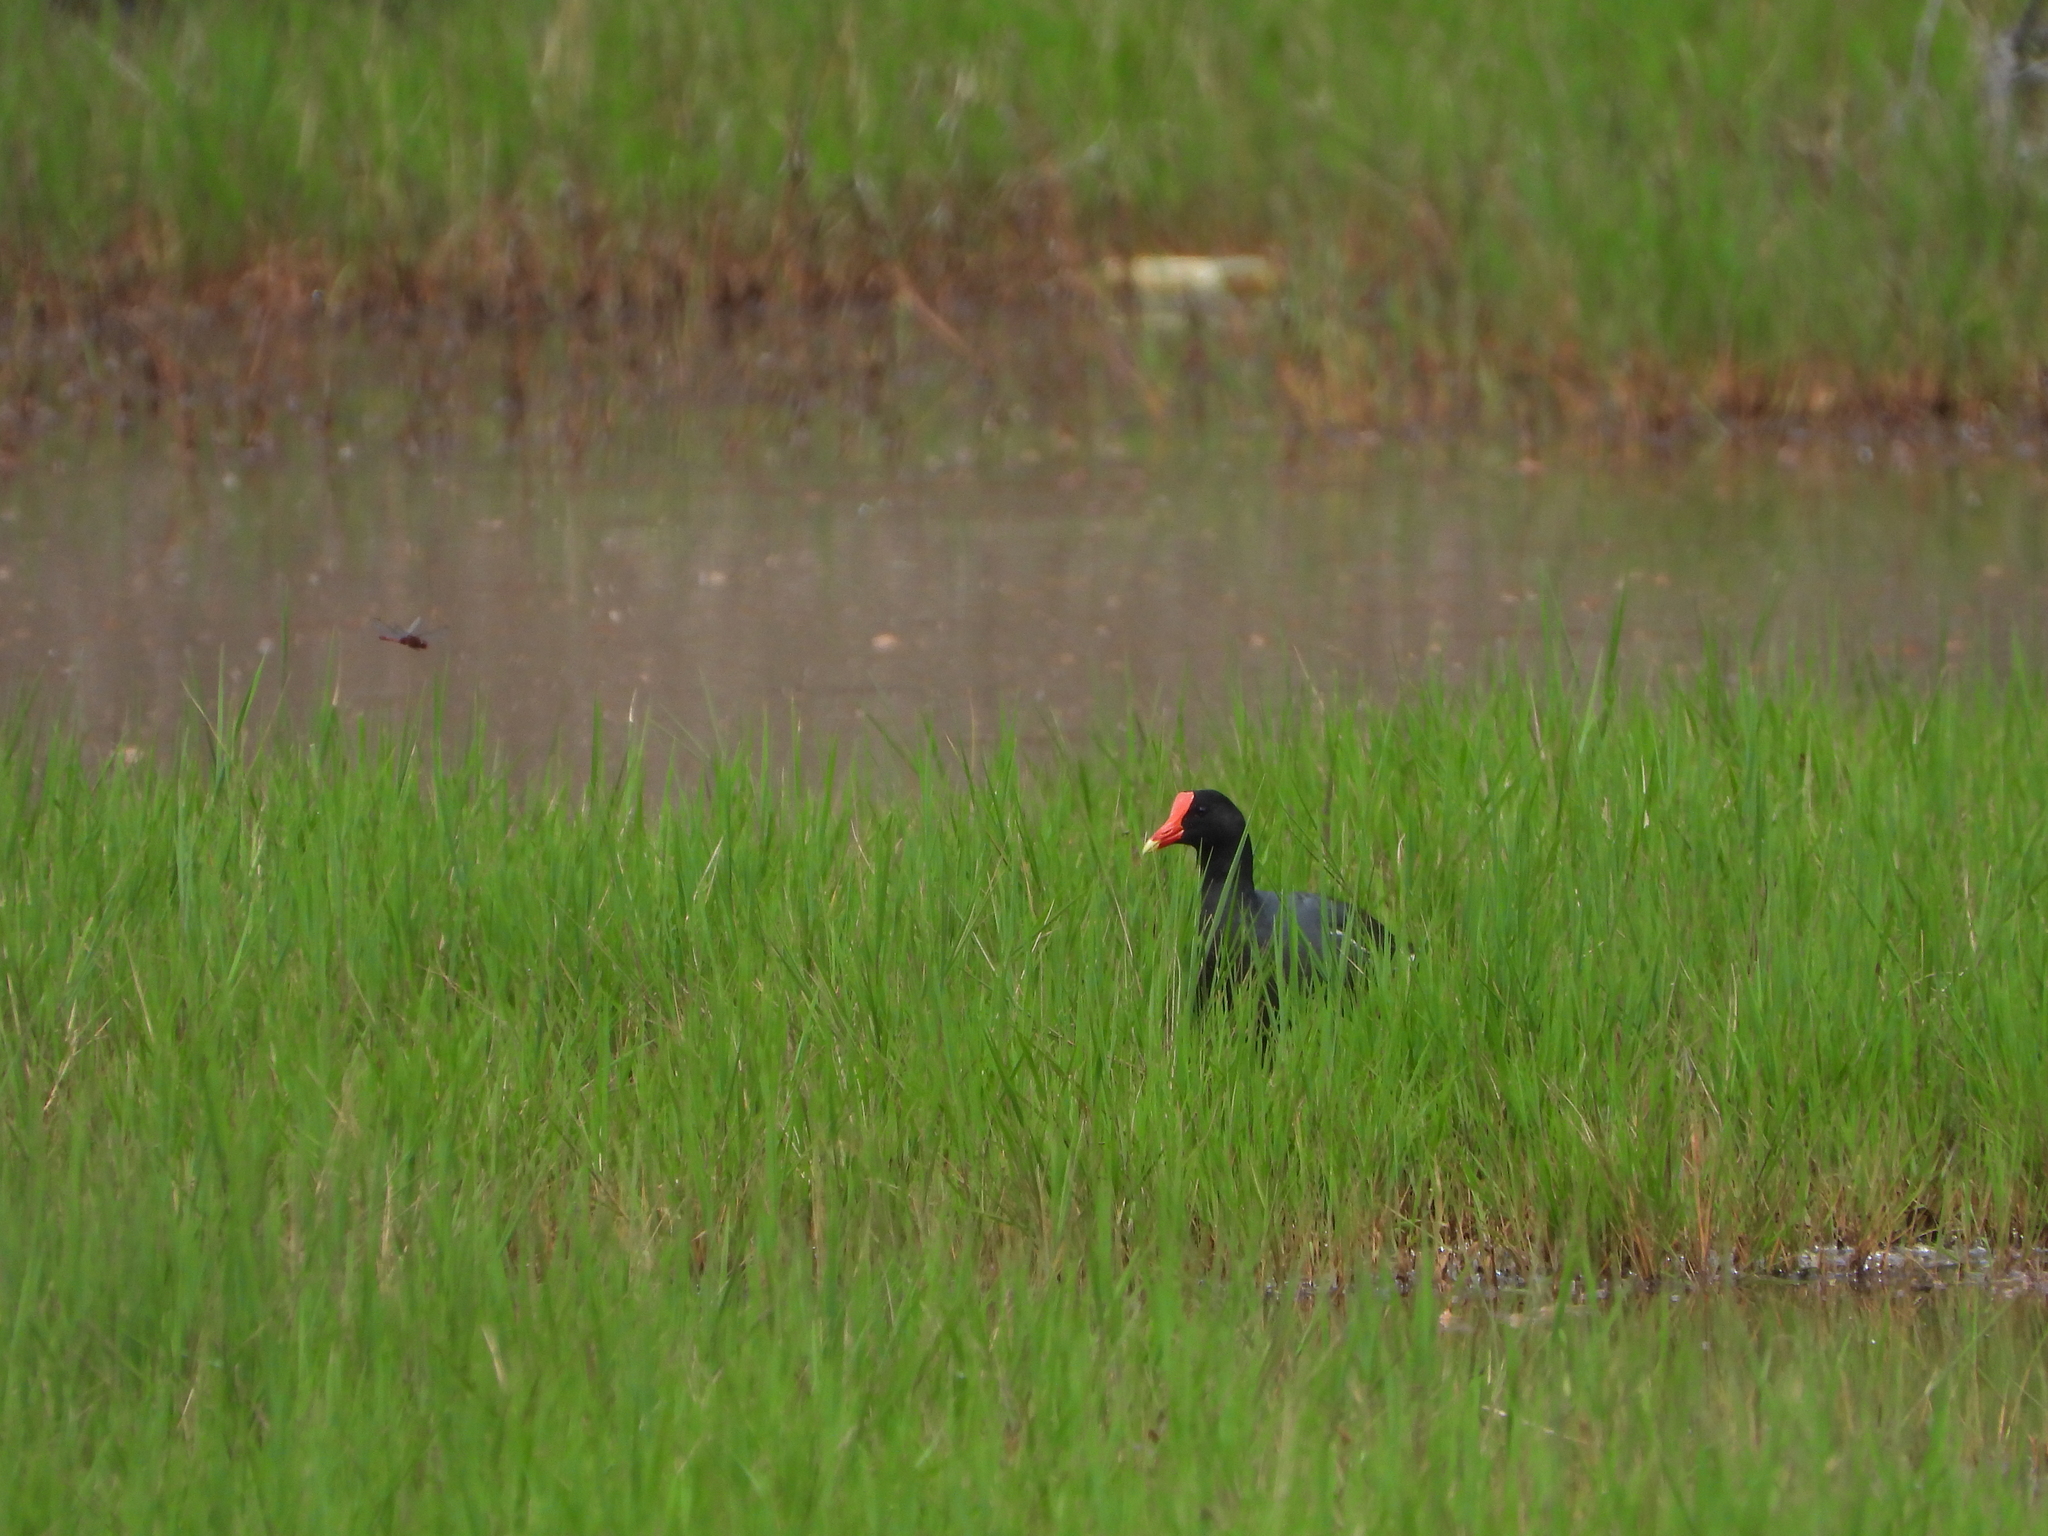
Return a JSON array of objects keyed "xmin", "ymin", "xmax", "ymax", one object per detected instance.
[{"xmin": 372, "ymin": 617, "xmax": 447, "ymax": 651}]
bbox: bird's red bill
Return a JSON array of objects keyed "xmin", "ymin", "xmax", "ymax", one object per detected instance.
[{"xmin": 1142, "ymin": 790, "xmax": 1195, "ymax": 852}]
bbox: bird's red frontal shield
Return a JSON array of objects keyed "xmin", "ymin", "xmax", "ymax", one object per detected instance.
[{"xmin": 1142, "ymin": 791, "xmax": 1196, "ymax": 853}]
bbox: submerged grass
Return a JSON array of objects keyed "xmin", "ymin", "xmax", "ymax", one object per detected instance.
[
  {"xmin": 7, "ymin": 664, "xmax": 2048, "ymax": 1525},
  {"xmin": 5, "ymin": 0, "xmax": 2048, "ymax": 404},
  {"xmin": 11, "ymin": 1261, "xmax": 2048, "ymax": 1529}
]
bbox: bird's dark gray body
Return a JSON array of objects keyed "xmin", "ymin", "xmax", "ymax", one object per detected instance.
[
  {"xmin": 1197, "ymin": 861, "xmax": 1392, "ymax": 1007},
  {"xmin": 1145, "ymin": 788, "xmax": 1395, "ymax": 1018}
]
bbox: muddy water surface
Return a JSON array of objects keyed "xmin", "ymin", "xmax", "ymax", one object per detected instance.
[{"xmin": 4, "ymin": 436, "xmax": 2046, "ymax": 761}]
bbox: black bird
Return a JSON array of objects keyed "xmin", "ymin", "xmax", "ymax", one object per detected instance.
[{"xmin": 1142, "ymin": 788, "xmax": 1394, "ymax": 1015}]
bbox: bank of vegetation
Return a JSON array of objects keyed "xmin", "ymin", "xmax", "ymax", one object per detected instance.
[
  {"xmin": 8, "ymin": 668, "xmax": 2048, "ymax": 1523},
  {"xmin": 8, "ymin": 668, "xmax": 2048, "ymax": 1282},
  {"xmin": 4, "ymin": 0, "xmax": 2048, "ymax": 432}
]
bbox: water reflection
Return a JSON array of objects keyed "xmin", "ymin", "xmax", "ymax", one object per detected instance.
[{"xmin": 3, "ymin": 437, "xmax": 2046, "ymax": 761}]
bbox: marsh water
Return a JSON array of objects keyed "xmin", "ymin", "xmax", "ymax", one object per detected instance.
[{"xmin": 4, "ymin": 424, "xmax": 2048, "ymax": 761}]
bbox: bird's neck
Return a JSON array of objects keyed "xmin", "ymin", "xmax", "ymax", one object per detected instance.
[{"xmin": 1197, "ymin": 837, "xmax": 1257, "ymax": 916}]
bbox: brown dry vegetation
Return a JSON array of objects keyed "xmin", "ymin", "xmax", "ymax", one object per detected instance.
[{"xmin": 4, "ymin": 206, "xmax": 2032, "ymax": 473}]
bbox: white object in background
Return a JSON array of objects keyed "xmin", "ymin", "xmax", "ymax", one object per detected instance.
[{"xmin": 1100, "ymin": 254, "xmax": 1282, "ymax": 329}]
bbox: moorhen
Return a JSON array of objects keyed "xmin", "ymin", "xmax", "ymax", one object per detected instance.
[{"xmin": 1142, "ymin": 788, "xmax": 1394, "ymax": 1015}]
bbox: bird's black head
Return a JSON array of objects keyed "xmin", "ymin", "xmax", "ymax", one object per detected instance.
[{"xmin": 1141, "ymin": 788, "xmax": 1246, "ymax": 856}]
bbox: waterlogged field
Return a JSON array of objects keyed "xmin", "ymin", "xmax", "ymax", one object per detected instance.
[
  {"xmin": 10, "ymin": 2, "xmax": 2048, "ymax": 1525},
  {"xmin": 5, "ymin": 666, "xmax": 2048, "ymax": 1527}
]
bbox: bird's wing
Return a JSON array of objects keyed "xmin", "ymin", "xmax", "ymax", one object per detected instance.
[
  {"xmin": 1289, "ymin": 892, "xmax": 1397, "ymax": 976},
  {"xmin": 1248, "ymin": 889, "xmax": 1283, "ymax": 948}
]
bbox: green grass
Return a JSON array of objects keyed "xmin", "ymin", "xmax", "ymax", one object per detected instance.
[
  {"xmin": 5, "ymin": 663, "xmax": 2048, "ymax": 1526},
  {"xmin": 12, "ymin": 1258, "xmax": 2048, "ymax": 1530},
  {"xmin": 4, "ymin": 0, "xmax": 2046, "ymax": 392}
]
